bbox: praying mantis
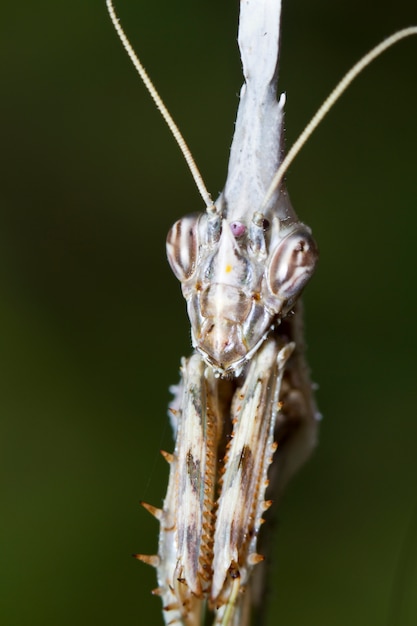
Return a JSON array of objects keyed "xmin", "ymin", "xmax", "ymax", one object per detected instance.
[{"xmin": 106, "ymin": 1, "xmax": 416, "ymax": 624}]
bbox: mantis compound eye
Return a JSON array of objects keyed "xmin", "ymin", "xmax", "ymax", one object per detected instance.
[
  {"xmin": 267, "ymin": 228, "xmax": 318, "ymax": 300},
  {"xmin": 166, "ymin": 214, "xmax": 200, "ymax": 281}
]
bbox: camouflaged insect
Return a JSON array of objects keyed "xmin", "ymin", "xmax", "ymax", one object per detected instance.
[
  {"xmin": 138, "ymin": 2, "xmax": 319, "ymax": 624},
  {"xmin": 108, "ymin": 0, "xmax": 321, "ymax": 624},
  {"xmin": 106, "ymin": 0, "xmax": 417, "ymax": 626},
  {"xmin": 106, "ymin": 0, "xmax": 417, "ymax": 617}
]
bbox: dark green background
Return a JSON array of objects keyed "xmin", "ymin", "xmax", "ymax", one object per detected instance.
[{"xmin": 1, "ymin": 1, "xmax": 416, "ymax": 625}]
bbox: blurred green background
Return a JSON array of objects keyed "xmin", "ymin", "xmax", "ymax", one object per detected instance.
[{"xmin": 1, "ymin": 1, "xmax": 416, "ymax": 625}]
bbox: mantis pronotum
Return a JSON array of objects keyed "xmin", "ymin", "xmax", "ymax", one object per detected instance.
[{"xmin": 106, "ymin": 1, "xmax": 416, "ymax": 624}]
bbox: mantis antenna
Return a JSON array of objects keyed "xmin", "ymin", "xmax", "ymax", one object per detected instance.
[
  {"xmin": 261, "ymin": 26, "xmax": 417, "ymax": 211},
  {"xmin": 107, "ymin": 0, "xmax": 416, "ymax": 217},
  {"xmin": 106, "ymin": 0, "xmax": 215, "ymax": 212}
]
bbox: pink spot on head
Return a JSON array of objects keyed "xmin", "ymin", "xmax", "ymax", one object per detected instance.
[{"xmin": 230, "ymin": 221, "xmax": 246, "ymax": 237}]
